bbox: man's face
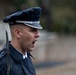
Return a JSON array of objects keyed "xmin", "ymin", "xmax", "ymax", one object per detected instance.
[{"xmin": 19, "ymin": 25, "xmax": 40, "ymax": 51}]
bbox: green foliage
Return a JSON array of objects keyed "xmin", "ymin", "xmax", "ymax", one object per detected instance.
[
  {"xmin": 52, "ymin": 7, "xmax": 76, "ymax": 34},
  {"xmin": 1, "ymin": 0, "xmax": 76, "ymax": 34},
  {"xmin": 8, "ymin": 0, "xmax": 76, "ymax": 34},
  {"xmin": 11, "ymin": 0, "xmax": 28, "ymax": 10}
]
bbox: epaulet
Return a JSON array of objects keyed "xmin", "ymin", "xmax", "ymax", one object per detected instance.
[{"xmin": 0, "ymin": 49, "xmax": 6, "ymax": 59}]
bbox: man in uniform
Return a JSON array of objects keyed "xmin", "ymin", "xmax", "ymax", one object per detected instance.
[{"xmin": 0, "ymin": 7, "xmax": 42, "ymax": 75}]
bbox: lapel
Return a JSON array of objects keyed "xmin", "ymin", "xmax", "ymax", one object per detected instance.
[{"xmin": 21, "ymin": 61, "xmax": 30, "ymax": 75}]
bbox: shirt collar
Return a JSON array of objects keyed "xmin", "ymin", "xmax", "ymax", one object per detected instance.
[{"xmin": 23, "ymin": 52, "xmax": 28, "ymax": 59}]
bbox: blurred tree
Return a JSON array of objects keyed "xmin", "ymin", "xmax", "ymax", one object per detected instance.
[
  {"xmin": 11, "ymin": 0, "xmax": 28, "ymax": 11},
  {"xmin": 37, "ymin": 0, "xmax": 53, "ymax": 32},
  {"xmin": 0, "ymin": 0, "xmax": 28, "ymax": 20},
  {"xmin": 0, "ymin": 0, "xmax": 11, "ymax": 20},
  {"xmin": 1, "ymin": 0, "xmax": 76, "ymax": 34},
  {"xmin": 49, "ymin": 0, "xmax": 76, "ymax": 34}
]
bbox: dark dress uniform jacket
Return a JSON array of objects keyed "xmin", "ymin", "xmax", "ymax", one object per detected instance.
[{"xmin": 0, "ymin": 43, "xmax": 36, "ymax": 75}]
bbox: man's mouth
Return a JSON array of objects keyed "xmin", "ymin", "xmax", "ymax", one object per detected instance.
[
  {"xmin": 32, "ymin": 40, "xmax": 36, "ymax": 44},
  {"xmin": 32, "ymin": 41, "xmax": 35, "ymax": 44},
  {"xmin": 32, "ymin": 40, "xmax": 37, "ymax": 47}
]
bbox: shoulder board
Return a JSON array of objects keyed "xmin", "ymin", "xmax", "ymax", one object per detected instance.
[{"xmin": 0, "ymin": 49, "xmax": 6, "ymax": 59}]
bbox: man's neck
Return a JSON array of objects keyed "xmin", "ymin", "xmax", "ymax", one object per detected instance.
[{"xmin": 10, "ymin": 40, "xmax": 26, "ymax": 55}]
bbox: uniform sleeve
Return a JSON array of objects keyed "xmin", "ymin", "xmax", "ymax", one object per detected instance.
[
  {"xmin": 0, "ymin": 63, "xmax": 1, "ymax": 75},
  {"xmin": 0, "ymin": 49, "xmax": 7, "ymax": 75},
  {"xmin": 0, "ymin": 63, "xmax": 7, "ymax": 75}
]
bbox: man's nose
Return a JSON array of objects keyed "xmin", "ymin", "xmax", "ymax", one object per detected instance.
[{"xmin": 35, "ymin": 31, "xmax": 40, "ymax": 38}]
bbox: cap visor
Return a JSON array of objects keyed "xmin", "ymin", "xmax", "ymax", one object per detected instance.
[
  {"xmin": 25, "ymin": 23, "xmax": 42, "ymax": 29},
  {"xmin": 16, "ymin": 20, "xmax": 42, "ymax": 29}
]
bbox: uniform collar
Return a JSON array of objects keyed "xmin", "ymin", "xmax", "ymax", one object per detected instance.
[
  {"xmin": 9, "ymin": 44, "xmax": 27, "ymax": 63},
  {"xmin": 11, "ymin": 46, "xmax": 28, "ymax": 59},
  {"xmin": 3, "ymin": 42, "xmax": 33, "ymax": 62}
]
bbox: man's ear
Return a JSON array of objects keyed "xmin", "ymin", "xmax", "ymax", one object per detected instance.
[{"xmin": 14, "ymin": 28, "xmax": 21, "ymax": 39}]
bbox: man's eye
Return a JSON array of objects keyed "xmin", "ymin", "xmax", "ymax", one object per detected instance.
[{"xmin": 30, "ymin": 29, "xmax": 37, "ymax": 32}]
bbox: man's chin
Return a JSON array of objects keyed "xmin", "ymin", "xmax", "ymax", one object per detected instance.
[{"xmin": 27, "ymin": 48, "xmax": 34, "ymax": 52}]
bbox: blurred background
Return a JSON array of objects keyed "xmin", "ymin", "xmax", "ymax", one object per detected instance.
[{"xmin": 0, "ymin": 0, "xmax": 76, "ymax": 75}]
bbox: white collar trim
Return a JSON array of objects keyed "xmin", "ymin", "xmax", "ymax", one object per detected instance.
[{"xmin": 23, "ymin": 52, "xmax": 28, "ymax": 59}]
